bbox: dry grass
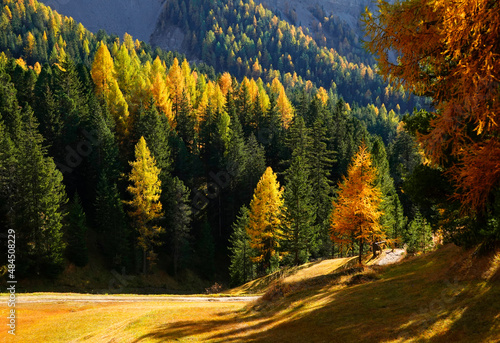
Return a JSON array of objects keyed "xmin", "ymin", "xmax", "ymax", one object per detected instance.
[
  {"xmin": 229, "ymin": 256, "xmax": 358, "ymax": 295},
  {"xmin": 4, "ymin": 244, "xmax": 500, "ymax": 342}
]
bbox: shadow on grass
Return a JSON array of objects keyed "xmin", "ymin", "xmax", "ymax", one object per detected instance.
[{"xmin": 133, "ymin": 245, "xmax": 500, "ymax": 342}]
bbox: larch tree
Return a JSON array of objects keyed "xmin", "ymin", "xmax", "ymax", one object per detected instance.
[
  {"xmin": 363, "ymin": 0, "xmax": 500, "ymax": 213},
  {"xmin": 330, "ymin": 143, "xmax": 384, "ymax": 264},
  {"xmin": 90, "ymin": 42, "xmax": 115, "ymax": 98},
  {"xmin": 247, "ymin": 166, "xmax": 284, "ymax": 272},
  {"xmin": 125, "ymin": 136, "xmax": 163, "ymax": 274}
]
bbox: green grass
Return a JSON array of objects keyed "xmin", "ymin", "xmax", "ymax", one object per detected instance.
[{"xmin": 5, "ymin": 244, "xmax": 500, "ymax": 342}]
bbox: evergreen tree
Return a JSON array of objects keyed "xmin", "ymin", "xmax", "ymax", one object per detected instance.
[
  {"xmin": 229, "ymin": 205, "xmax": 255, "ymax": 285},
  {"xmin": 282, "ymin": 153, "xmax": 315, "ymax": 265},
  {"xmin": 309, "ymin": 118, "xmax": 335, "ymax": 257},
  {"xmin": 169, "ymin": 177, "xmax": 192, "ymax": 276},
  {"xmin": 370, "ymin": 136, "xmax": 405, "ymax": 243},
  {"xmin": 241, "ymin": 133, "xmax": 266, "ymax": 203},
  {"xmin": 197, "ymin": 219, "xmax": 216, "ymax": 279},
  {"xmin": 14, "ymin": 109, "xmax": 68, "ymax": 276},
  {"xmin": 95, "ymin": 174, "xmax": 129, "ymax": 267},
  {"xmin": 282, "ymin": 116, "xmax": 315, "ymax": 265},
  {"xmin": 65, "ymin": 192, "xmax": 88, "ymax": 267},
  {"xmin": 405, "ymin": 211, "xmax": 433, "ymax": 253}
]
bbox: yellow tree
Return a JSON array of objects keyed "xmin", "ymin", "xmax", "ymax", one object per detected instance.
[
  {"xmin": 126, "ymin": 137, "xmax": 164, "ymax": 274},
  {"xmin": 149, "ymin": 56, "xmax": 174, "ymax": 125},
  {"xmin": 107, "ymin": 79, "xmax": 130, "ymax": 141},
  {"xmin": 24, "ymin": 32, "xmax": 36, "ymax": 59},
  {"xmin": 247, "ymin": 167, "xmax": 284, "ymax": 272},
  {"xmin": 167, "ymin": 57, "xmax": 185, "ymax": 117},
  {"xmin": 271, "ymin": 78, "xmax": 294, "ymax": 129},
  {"xmin": 90, "ymin": 42, "xmax": 115, "ymax": 97},
  {"xmin": 363, "ymin": 0, "xmax": 500, "ymax": 213},
  {"xmin": 330, "ymin": 143, "xmax": 384, "ymax": 264}
]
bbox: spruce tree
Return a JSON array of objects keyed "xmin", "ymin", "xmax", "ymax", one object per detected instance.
[
  {"xmin": 229, "ymin": 205, "xmax": 254, "ymax": 285},
  {"xmin": 282, "ymin": 116, "xmax": 315, "ymax": 265},
  {"xmin": 14, "ymin": 109, "xmax": 68, "ymax": 276},
  {"xmin": 169, "ymin": 177, "xmax": 192, "ymax": 276},
  {"xmin": 309, "ymin": 118, "xmax": 335, "ymax": 257},
  {"xmin": 95, "ymin": 174, "xmax": 129, "ymax": 267},
  {"xmin": 370, "ymin": 136, "xmax": 405, "ymax": 243},
  {"xmin": 65, "ymin": 192, "xmax": 88, "ymax": 267},
  {"xmin": 282, "ymin": 154, "xmax": 315, "ymax": 265}
]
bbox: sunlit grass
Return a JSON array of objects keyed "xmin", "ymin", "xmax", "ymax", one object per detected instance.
[{"xmin": 4, "ymin": 244, "xmax": 500, "ymax": 342}]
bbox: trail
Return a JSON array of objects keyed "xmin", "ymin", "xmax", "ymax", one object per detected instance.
[
  {"xmin": 17, "ymin": 294, "xmax": 260, "ymax": 304},
  {"xmin": 374, "ymin": 249, "xmax": 406, "ymax": 266}
]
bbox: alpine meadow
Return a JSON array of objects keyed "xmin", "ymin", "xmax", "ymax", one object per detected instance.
[{"xmin": 0, "ymin": 0, "xmax": 499, "ymax": 342}]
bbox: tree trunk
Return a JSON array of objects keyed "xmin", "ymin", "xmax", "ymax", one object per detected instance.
[
  {"xmin": 143, "ymin": 248, "xmax": 147, "ymax": 274},
  {"xmin": 359, "ymin": 239, "xmax": 363, "ymax": 264}
]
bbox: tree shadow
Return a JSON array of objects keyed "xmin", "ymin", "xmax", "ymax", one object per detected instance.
[{"xmin": 134, "ymin": 246, "xmax": 500, "ymax": 342}]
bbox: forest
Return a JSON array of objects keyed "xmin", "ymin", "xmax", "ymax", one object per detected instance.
[{"xmin": 0, "ymin": 0, "xmax": 498, "ymax": 290}]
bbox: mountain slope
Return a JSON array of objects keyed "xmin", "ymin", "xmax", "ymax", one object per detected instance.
[{"xmin": 38, "ymin": 0, "xmax": 164, "ymax": 42}]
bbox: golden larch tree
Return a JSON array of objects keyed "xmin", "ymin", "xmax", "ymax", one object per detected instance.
[
  {"xmin": 330, "ymin": 143, "xmax": 384, "ymax": 264},
  {"xmin": 90, "ymin": 42, "xmax": 115, "ymax": 97},
  {"xmin": 126, "ymin": 137, "xmax": 164, "ymax": 274},
  {"xmin": 363, "ymin": 0, "xmax": 500, "ymax": 212},
  {"xmin": 247, "ymin": 167, "xmax": 284, "ymax": 271}
]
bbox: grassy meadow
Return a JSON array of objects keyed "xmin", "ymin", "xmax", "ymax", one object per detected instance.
[{"xmin": 3, "ymin": 245, "xmax": 500, "ymax": 342}]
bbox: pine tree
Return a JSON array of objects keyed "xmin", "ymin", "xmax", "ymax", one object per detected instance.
[
  {"xmin": 370, "ymin": 136, "xmax": 405, "ymax": 244},
  {"xmin": 405, "ymin": 211, "xmax": 433, "ymax": 253},
  {"xmin": 309, "ymin": 117, "xmax": 335, "ymax": 257},
  {"xmin": 330, "ymin": 142, "xmax": 384, "ymax": 264},
  {"xmin": 169, "ymin": 177, "xmax": 192, "ymax": 276},
  {"xmin": 247, "ymin": 166, "xmax": 284, "ymax": 272},
  {"xmin": 125, "ymin": 136, "xmax": 163, "ymax": 274},
  {"xmin": 282, "ymin": 116, "xmax": 315, "ymax": 265},
  {"xmin": 95, "ymin": 174, "xmax": 129, "ymax": 267},
  {"xmin": 65, "ymin": 192, "xmax": 88, "ymax": 267},
  {"xmin": 241, "ymin": 133, "xmax": 266, "ymax": 203},
  {"xmin": 197, "ymin": 219, "xmax": 216, "ymax": 279},
  {"xmin": 14, "ymin": 109, "xmax": 68, "ymax": 276},
  {"xmin": 229, "ymin": 205, "xmax": 255, "ymax": 285},
  {"xmin": 282, "ymin": 154, "xmax": 315, "ymax": 265}
]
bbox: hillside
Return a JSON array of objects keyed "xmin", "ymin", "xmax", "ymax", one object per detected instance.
[
  {"xmin": 38, "ymin": 0, "xmax": 376, "ymax": 47},
  {"xmin": 38, "ymin": 0, "xmax": 164, "ymax": 42}
]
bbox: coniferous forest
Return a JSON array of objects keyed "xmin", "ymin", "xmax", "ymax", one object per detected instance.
[{"xmin": 0, "ymin": 0, "xmax": 499, "ymax": 293}]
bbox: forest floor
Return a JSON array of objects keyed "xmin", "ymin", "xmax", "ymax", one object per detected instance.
[{"xmin": 3, "ymin": 244, "xmax": 500, "ymax": 342}]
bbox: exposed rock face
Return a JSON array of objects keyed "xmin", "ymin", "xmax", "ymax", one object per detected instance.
[{"xmin": 39, "ymin": 0, "xmax": 165, "ymax": 42}]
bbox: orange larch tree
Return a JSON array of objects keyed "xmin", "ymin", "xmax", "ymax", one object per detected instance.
[
  {"xmin": 363, "ymin": 0, "xmax": 500, "ymax": 213},
  {"xmin": 330, "ymin": 143, "xmax": 384, "ymax": 264}
]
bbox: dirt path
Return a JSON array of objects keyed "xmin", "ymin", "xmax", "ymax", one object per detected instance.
[
  {"xmin": 16, "ymin": 294, "xmax": 260, "ymax": 304},
  {"xmin": 374, "ymin": 249, "xmax": 406, "ymax": 266}
]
